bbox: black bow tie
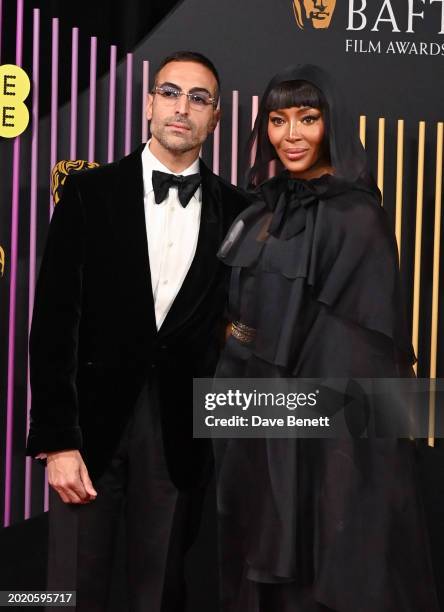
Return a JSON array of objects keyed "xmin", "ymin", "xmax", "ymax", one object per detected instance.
[{"xmin": 152, "ymin": 170, "xmax": 201, "ymax": 208}]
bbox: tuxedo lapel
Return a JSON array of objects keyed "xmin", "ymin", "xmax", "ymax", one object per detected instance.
[
  {"xmin": 158, "ymin": 160, "xmax": 224, "ymax": 338},
  {"xmin": 110, "ymin": 146, "xmax": 157, "ymax": 344}
]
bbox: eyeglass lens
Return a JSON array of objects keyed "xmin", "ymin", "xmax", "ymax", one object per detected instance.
[{"xmin": 156, "ymin": 85, "xmax": 213, "ymax": 109}]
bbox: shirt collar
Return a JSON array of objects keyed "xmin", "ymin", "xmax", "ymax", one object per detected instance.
[{"xmin": 141, "ymin": 140, "xmax": 201, "ymax": 201}]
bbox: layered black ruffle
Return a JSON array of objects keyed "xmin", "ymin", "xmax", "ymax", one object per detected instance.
[
  {"xmin": 218, "ymin": 173, "xmax": 415, "ymax": 374},
  {"xmin": 215, "ymin": 176, "xmax": 437, "ymax": 612}
]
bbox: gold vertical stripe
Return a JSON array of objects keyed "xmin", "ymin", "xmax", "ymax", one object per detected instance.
[
  {"xmin": 359, "ymin": 115, "xmax": 366, "ymax": 148},
  {"xmin": 428, "ymin": 381, "xmax": 437, "ymax": 448},
  {"xmin": 0, "ymin": 245, "xmax": 5, "ymax": 277},
  {"xmin": 428, "ymin": 122, "xmax": 443, "ymax": 447},
  {"xmin": 395, "ymin": 120, "xmax": 404, "ymax": 256},
  {"xmin": 377, "ymin": 117, "xmax": 385, "ymax": 203},
  {"xmin": 412, "ymin": 121, "xmax": 426, "ymax": 375}
]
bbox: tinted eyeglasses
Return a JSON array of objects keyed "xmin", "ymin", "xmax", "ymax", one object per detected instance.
[{"xmin": 152, "ymin": 85, "xmax": 217, "ymax": 111}]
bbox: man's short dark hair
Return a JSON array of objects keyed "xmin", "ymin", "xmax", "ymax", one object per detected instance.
[{"xmin": 153, "ymin": 51, "xmax": 220, "ymax": 101}]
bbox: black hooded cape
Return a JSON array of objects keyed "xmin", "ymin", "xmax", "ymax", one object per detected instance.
[{"xmin": 214, "ymin": 65, "xmax": 438, "ymax": 612}]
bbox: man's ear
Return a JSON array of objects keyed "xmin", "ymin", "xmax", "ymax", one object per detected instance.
[
  {"xmin": 146, "ymin": 93, "xmax": 154, "ymax": 121},
  {"xmin": 209, "ymin": 108, "xmax": 221, "ymax": 134}
]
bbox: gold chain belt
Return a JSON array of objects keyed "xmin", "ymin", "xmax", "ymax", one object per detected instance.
[{"xmin": 231, "ymin": 320, "xmax": 256, "ymax": 344}]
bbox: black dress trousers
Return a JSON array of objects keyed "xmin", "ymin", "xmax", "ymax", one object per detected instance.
[{"xmin": 45, "ymin": 379, "xmax": 206, "ymax": 612}]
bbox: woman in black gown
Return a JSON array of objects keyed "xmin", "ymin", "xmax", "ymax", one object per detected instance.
[{"xmin": 214, "ymin": 65, "xmax": 438, "ymax": 612}]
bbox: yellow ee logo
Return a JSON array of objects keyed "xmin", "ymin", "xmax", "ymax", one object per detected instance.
[{"xmin": 0, "ymin": 64, "xmax": 30, "ymax": 138}]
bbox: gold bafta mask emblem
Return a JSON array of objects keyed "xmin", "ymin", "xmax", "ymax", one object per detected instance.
[
  {"xmin": 51, "ymin": 160, "xmax": 99, "ymax": 205},
  {"xmin": 293, "ymin": 0, "xmax": 336, "ymax": 30}
]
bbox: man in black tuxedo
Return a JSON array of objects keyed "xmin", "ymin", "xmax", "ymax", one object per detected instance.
[{"xmin": 26, "ymin": 51, "xmax": 247, "ymax": 611}]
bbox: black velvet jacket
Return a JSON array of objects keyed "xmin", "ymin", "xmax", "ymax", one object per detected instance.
[{"xmin": 26, "ymin": 145, "xmax": 247, "ymax": 489}]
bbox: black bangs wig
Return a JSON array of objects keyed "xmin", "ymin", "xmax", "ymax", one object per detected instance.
[{"xmin": 265, "ymin": 80, "xmax": 326, "ymax": 114}]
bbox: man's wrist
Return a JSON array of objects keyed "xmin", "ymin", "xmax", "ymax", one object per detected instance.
[{"xmin": 35, "ymin": 449, "xmax": 78, "ymax": 460}]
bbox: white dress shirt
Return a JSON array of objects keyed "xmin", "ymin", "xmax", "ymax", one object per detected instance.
[
  {"xmin": 35, "ymin": 144, "xmax": 202, "ymax": 460},
  {"xmin": 141, "ymin": 141, "xmax": 202, "ymax": 330}
]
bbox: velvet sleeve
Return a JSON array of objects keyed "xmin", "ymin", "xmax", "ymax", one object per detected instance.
[{"xmin": 26, "ymin": 175, "xmax": 85, "ymax": 457}]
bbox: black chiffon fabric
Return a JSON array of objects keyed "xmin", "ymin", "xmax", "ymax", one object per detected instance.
[{"xmin": 214, "ymin": 65, "xmax": 438, "ymax": 612}]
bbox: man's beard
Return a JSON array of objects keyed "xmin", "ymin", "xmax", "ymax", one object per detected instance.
[{"xmin": 151, "ymin": 115, "xmax": 201, "ymax": 153}]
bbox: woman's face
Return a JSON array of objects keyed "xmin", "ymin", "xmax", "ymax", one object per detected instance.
[{"xmin": 267, "ymin": 105, "xmax": 330, "ymax": 179}]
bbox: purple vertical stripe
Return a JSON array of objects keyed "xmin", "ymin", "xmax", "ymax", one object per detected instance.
[
  {"xmin": 24, "ymin": 8, "xmax": 40, "ymax": 521},
  {"xmin": 251, "ymin": 96, "xmax": 258, "ymax": 128},
  {"xmin": 0, "ymin": 0, "xmax": 3, "ymax": 64},
  {"xmin": 231, "ymin": 91, "xmax": 239, "ymax": 186},
  {"xmin": 4, "ymin": 143, "xmax": 20, "ymax": 528},
  {"xmin": 212, "ymin": 101, "xmax": 220, "ymax": 175},
  {"xmin": 250, "ymin": 95, "xmax": 258, "ymax": 167},
  {"xmin": 124, "ymin": 53, "xmax": 133, "ymax": 155},
  {"xmin": 49, "ymin": 18, "xmax": 59, "ymax": 220},
  {"xmin": 4, "ymin": 0, "xmax": 24, "ymax": 528},
  {"xmin": 46, "ymin": 19, "xmax": 58, "ymax": 507},
  {"xmin": 44, "ymin": 473, "xmax": 49, "ymax": 511},
  {"xmin": 107, "ymin": 45, "xmax": 117, "ymax": 163},
  {"xmin": 141, "ymin": 60, "xmax": 149, "ymax": 142},
  {"xmin": 88, "ymin": 37, "xmax": 97, "ymax": 162},
  {"xmin": 70, "ymin": 28, "xmax": 79, "ymax": 160},
  {"xmin": 0, "ymin": 0, "xmax": 3, "ymax": 515},
  {"xmin": 268, "ymin": 160, "xmax": 277, "ymax": 178},
  {"xmin": 15, "ymin": 0, "xmax": 23, "ymax": 65}
]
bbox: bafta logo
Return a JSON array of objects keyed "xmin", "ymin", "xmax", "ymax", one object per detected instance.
[
  {"xmin": 51, "ymin": 160, "xmax": 99, "ymax": 205},
  {"xmin": 293, "ymin": 0, "xmax": 336, "ymax": 29}
]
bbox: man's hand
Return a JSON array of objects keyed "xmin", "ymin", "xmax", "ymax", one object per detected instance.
[{"xmin": 46, "ymin": 449, "xmax": 97, "ymax": 504}]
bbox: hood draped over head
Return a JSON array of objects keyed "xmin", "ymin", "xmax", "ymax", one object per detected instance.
[{"xmin": 247, "ymin": 64, "xmax": 379, "ymax": 200}]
